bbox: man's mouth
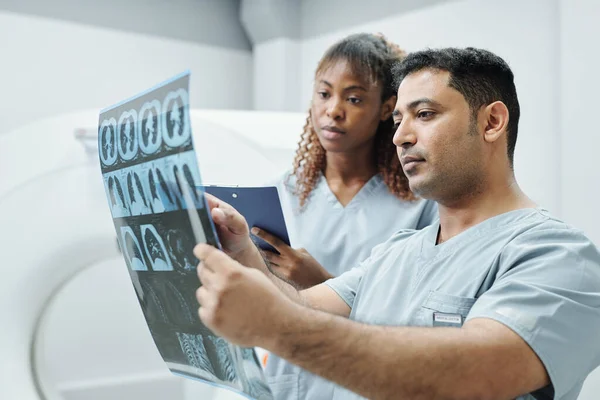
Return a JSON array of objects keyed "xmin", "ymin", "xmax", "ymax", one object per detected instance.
[{"xmin": 401, "ymin": 156, "xmax": 426, "ymax": 170}]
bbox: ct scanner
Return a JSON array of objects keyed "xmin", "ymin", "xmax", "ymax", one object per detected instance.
[{"xmin": 0, "ymin": 109, "xmax": 305, "ymax": 400}]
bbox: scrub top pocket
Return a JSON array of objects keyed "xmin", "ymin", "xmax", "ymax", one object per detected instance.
[{"xmin": 420, "ymin": 291, "xmax": 476, "ymax": 327}]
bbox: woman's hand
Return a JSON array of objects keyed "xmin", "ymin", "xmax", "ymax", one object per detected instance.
[{"xmin": 251, "ymin": 227, "xmax": 334, "ymax": 288}]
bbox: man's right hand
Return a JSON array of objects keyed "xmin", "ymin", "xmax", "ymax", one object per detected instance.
[{"xmin": 204, "ymin": 192, "xmax": 255, "ymax": 258}]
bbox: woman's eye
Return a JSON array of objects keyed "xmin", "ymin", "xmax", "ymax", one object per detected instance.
[{"xmin": 393, "ymin": 122, "xmax": 401, "ymax": 130}]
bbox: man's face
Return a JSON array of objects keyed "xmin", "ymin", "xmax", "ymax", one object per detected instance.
[{"xmin": 392, "ymin": 69, "xmax": 484, "ymax": 202}]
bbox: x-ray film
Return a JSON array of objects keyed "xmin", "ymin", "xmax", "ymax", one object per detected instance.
[{"xmin": 98, "ymin": 72, "xmax": 272, "ymax": 400}]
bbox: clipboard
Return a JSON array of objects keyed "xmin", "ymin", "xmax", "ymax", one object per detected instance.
[{"xmin": 201, "ymin": 185, "xmax": 291, "ymax": 254}]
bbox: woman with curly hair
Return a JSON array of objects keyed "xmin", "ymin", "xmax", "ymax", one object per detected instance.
[{"xmin": 256, "ymin": 32, "xmax": 437, "ymax": 399}]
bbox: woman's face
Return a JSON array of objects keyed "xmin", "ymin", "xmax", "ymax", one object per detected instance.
[{"xmin": 311, "ymin": 59, "xmax": 392, "ymax": 154}]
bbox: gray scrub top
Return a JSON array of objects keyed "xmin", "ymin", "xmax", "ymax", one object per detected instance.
[
  {"xmin": 265, "ymin": 172, "xmax": 438, "ymax": 399},
  {"xmin": 325, "ymin": 207, "xmax": 600, "ymax": 400}
]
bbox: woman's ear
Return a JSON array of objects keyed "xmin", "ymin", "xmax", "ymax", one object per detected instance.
[
  {"xmin": 482, "ymin": 101, "xmax": 509, "ymax": 144},
  {"xmin": 380, "ymin": 95, "xmax": 397, "ymax": 121}
]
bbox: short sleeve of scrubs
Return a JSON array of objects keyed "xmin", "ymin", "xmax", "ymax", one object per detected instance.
[
  {"xmin": 324, "ymin": 237, "xmax": 401, "ymax": 308},
  {"xmin": 465, "ymin": 227, "xmax": 600, "ymax": 399}
]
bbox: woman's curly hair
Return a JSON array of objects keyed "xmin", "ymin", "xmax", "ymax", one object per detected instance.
[{"xmin": 290, "ymin": 33, "xmax": 415, "ymax": 207}]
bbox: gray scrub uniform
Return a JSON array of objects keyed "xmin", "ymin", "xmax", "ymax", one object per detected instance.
[
  {"xmin": 325, "ymin": 207, "xmax": 600, "ymax": 400},
  {"xmin": 265, "ymin": 172, "xmax": 438, "ymax": 399}
]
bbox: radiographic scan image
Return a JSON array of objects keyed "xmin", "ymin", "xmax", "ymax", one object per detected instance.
[
  {"xmin": 167, "ymin": 99, "xmax": 183, "ymax": 139},
  {"xmin": 171, "ymin": 163, "xmax": 200, "ymax": 209},
  {"xmin": 182, "ymin": 164, "xmax": 198, "ymax": 199},
  {"xmin": 140, "ymin": 280, "xmax": 170, "ymax": 323},
  {"xmin": 118, "ymin": 110, "xmax": 138, "ymax": 161},
  {"xmin": 161, "ymin": 280, "xmax": 197, "ymax": 325},
  {"xmin": 148, "ymin": 158, "xmax": 182, "ymax": 212},
  {"xmin": 173, "ymin": 165, "xmax": 184, "ymax": 202},
  {"xmin": 139, "ymin": 271, "xmax": 200, "ymax": 329},
  {"xmin": 177, "ymin": 333, "xmax": 217, "ymax": 378},
  {"xmin": 107, "ymin": 173, "xmax": 131, "ymax": 218},
  {"xmin": 99, "ymin": 118, "xmax": 118, "ymax": 166},
  {"xmin": 107, "ymin": 176, "xmax": 117, "ymax": 207},
  {"xmin": 98, "ymin": 72, "xmax": 270, "ymax": 399},
  {"xmin": 141, "ymin": 224, "xmax": 173, "ymax": 271},
  {"xmin": 127, "ymin": 170, "xmax": 152, "ymax": 216},
  {"xmin": 162, "ymin": 89, "xmax": 191, "ymax": 148},
  {"xmin": 120, "ymin": 226, "xmax": 147, "ymax": 271},
  {"xmin": 147, "ymin": 169, "xmax": 166, "ymax": 214},
  {"xmin": 165, "ymin": 229, "xmax": 196, "ymax": 272},
  {"xmin": 205, "ymin": 336, "xmax": 237, "ymax": 382},
  {"xmin": 139, "ymin": 99, "xmax": 162, "ymax": 155},
  {"xmin": 151, "ymin": 155, "xmax": 196, "ymax": 213},
  {"xmin": 157, "ymin": 167, "xmax": 181, "ymax": 210},
  {"xmin": 170, "ymin": 151, "xmax": 204, "ymax": 209}
]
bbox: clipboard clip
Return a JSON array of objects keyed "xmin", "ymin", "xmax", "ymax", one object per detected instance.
[{"xmin": 196, "ymin": 185, "xmax": 240, "ymax": 199}]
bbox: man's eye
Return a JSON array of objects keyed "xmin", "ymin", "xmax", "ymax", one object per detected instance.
[
  {"xmin": 418, "ymin": 111, "xmax": 435, "ymax": 119},
  {"xmin": 348, "ymin": 97, "xmax": 362, "ymax": 105},
  {"xmin": 317, "ymin": 91, "xmax": 329, "ymax": 99}
]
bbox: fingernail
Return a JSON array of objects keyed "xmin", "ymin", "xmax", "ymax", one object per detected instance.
[{"xmin": 251, "ymin": 227, "xmax": 259, "ymax": 234}]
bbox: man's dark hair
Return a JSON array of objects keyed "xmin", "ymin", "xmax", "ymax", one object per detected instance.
[{"xmin": 393, "ymin": 47, "xmax": 520, "ymax": 165}]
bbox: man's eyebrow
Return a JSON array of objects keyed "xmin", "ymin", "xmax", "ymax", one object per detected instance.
[{"xmin": 407, "ymin": 98, "xmax": 442, "ymax": 110}]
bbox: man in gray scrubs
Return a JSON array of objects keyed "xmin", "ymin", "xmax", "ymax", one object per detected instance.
[{"xmin": 193, "ymin": 47, "xmax": 600, "ymax": 399}]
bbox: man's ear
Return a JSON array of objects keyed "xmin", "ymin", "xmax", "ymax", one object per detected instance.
[
  {"xmin": 482, "ymin": 101, "xmax": 509, "ymax": 144},
  {"xmin": 381, "ymin": 95, "xmax": 397, "ymax": 121}
]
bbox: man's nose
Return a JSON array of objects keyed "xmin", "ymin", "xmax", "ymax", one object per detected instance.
[{"xmin": 392, "ymin": 120, "xmax": 416, "ymax": 148}]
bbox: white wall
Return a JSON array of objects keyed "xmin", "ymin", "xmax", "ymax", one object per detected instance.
[
  {"xmin": 298, "ymin": 0, "xmax": 561, "ymax": 215},
  {"xmin": 300, "ymin": 0, "xmax": 451, "ymax": 39},
  {"xmin": 559, "ymin": 0, "xmax": 600, "ymax": 246},
  {"xmin": 0, "ymin": 0, "xmax": 251, "ymax": 50},
  {"xmin": 559, "ymin": 1, "xmax": 600, "ymax": 396},
  {"xmin": 0, "ymin": 10, "xmax": 253, "ymax": 136},
  {"xmin": 253, "ymin": 38, "xmax": 303, "ymax": 112}
]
